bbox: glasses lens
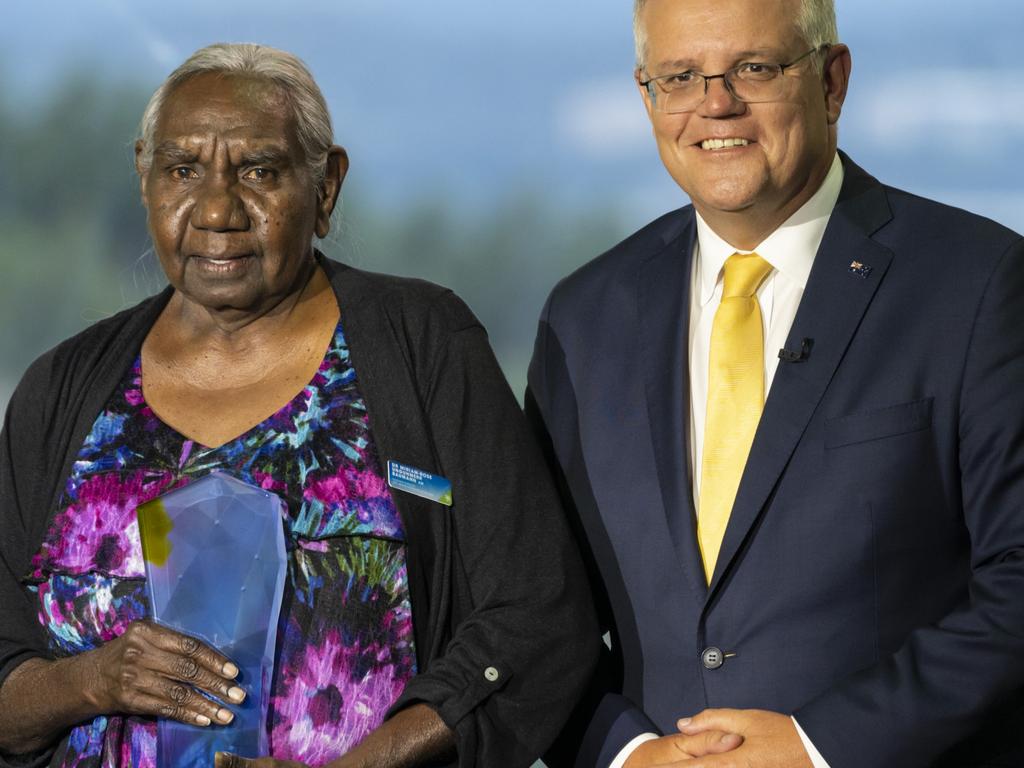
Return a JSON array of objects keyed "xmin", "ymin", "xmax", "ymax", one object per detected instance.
[
  {"xmin": 729, "ymin": 64, "xmax": 792, "ymax": 104},
  {"xmin": 658, "ymin": 80, "xmax": 704, "ymax": 113}
]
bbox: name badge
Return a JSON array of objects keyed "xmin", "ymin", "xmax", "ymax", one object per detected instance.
[{"xmin": 387, "ymin": 460, "xmax": 453, "ymax": 506}]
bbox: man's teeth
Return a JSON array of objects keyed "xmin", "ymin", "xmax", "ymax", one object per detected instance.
[{"xmin": 701, "ymin": 138, "xmax": 749, "ymax": 150}]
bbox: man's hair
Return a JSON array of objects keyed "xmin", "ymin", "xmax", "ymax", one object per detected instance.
[
  {"xmin": 632, "ymin": 0, "xmax": 838, "ymax": 70},
  {"xmin": 136, "ymin": 43, "xmax": 334, "ymax": 185}
]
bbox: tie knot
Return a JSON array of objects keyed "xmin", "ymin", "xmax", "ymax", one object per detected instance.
[{"xmin": 722, "ymin": 252, "xmax": 772, "ymax": 299}]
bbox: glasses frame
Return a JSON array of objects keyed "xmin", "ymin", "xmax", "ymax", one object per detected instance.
[{"xmin": 639, "ymin": 44, "xmax": 832, "ymax": 114}]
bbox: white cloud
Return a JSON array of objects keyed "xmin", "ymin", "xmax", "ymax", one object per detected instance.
[
  {"xmin": 100, "ymin": 0, "xmax": 180, "ymax": 69},
  {"xmin": 556, "ymin": 77, "xmax": 652, "ymax": 156},
  {"xmin": 855, "ymin": 69, "xmax": 1024, "ymax": 150}
]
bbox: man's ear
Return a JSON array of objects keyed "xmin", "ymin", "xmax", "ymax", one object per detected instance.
[
  {"xmin": 822, "ymin": 44, "xmax": 852, "ymax": 125},
  {"xmin": 636, "ymin": 69, "xmax": 656, "ymax": 123},
  {"xmin": 134, "ymin": 139, "xmax": 150, "ymax": 204},
  {"xmin": 315, "ymin": 146, "xmax": 349, "ymax": 239}
]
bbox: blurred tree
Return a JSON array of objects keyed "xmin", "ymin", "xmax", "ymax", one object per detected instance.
[
  {"xmin": 330, "ymin": 192, "xmax": 626, "ymax": 396},
  {"xmin": 0, "ymin": 74, "xmax": 155, "ymax": 404}
]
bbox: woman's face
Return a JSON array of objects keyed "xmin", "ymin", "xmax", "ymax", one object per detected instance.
[{"xmin": 136, "ymin": 72, "xmax": 345, "ymax": 315}]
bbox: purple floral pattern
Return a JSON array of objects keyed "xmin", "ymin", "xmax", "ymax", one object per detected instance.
[{"xmin": 27, "ymin": 321, "xmax": 416, "ymax": 767}]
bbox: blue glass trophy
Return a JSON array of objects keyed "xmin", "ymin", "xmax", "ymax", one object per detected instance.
[{"xmin": 137, "ymin": 471, "xmax": 288, "ymax": 768}]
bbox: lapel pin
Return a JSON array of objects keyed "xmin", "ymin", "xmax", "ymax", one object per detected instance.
[{"xmin": 848, "ymin": 260, "xmax": 873, "ymax": 279}]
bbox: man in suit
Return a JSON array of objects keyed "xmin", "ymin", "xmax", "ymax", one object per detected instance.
[{"xmin": 526, "ymin": 0, "xmax": 1024, "ymax": 766}]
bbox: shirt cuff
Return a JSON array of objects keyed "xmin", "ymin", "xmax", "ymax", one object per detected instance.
[
  {"xmin": 792, "ymin": 716, "xmax": 831, "ymax": 768},
  {"xmin": 608, "ymin": 732, "xmax": 659, "ymax": 768}
]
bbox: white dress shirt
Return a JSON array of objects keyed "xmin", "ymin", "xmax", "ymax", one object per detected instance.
[{"xmin": 609, "ymin": 152, "xmax": 843, "ymax": 768}]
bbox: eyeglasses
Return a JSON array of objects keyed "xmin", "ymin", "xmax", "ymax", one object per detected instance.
[{"xmin": 639, "ymin": 44, "xmax": 831, "ymax": 114}]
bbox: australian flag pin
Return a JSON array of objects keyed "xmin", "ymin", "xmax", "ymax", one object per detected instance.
[{"xmin": 848, "ymin": 260, "xmax": 872, "ymax": 279}]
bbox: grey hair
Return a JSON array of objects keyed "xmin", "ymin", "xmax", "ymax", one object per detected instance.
[
  {"xmin": 136, "ymin": 43, "xmax": 334, "ymax": 185},
  {"xmin": 633, "ymin": 0, "xmax": 838, "ymax": 70}
]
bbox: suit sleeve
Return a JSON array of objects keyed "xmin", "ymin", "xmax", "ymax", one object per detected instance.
[
  {"xmin": 391, "ymin": 294, "xmax": 600, "ymax": 767},
  {"xmin": 795, "ymin": 236, "xmax": 1024, "ymax": 767},
  {"xmin": 526, "ymin": 295, "xmax": 662, "ymax": 768}
]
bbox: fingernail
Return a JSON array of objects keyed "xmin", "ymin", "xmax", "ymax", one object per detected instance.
[
  {"xmin": 227, "ymin": 686, "xmax": 246, "ymax": 703},
  {"xmin": 216, "ymin": 708, "xmax": 233, "ymax": 723},
  {"xmin": 196, "ymin": 714, "xmax": 211, "ymax": 726},
  {"xmin": 678, "ymin": 717, "xmax": 692, "ymax": 728},
  {"xmin": 719, "ymin": 732, "xmax": 733, "ymax": 743},
  {"xmin": 222, "ymin": 662, "xmax": 239, "ymax": 678}
]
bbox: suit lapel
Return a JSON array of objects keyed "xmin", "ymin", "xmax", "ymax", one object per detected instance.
[
  {"xmin": 638, "ymin": 214, "xmax": 709, "ymax": 601},
  {"xmin": 708, "ymin": 160, "xmax": 896, "ymax": 594}
]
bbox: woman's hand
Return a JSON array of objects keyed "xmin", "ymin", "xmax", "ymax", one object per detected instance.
[
  {"xmin": 86, "ymin": 619, "xmax": 244, "ymax": 727},
  {"xmin": 0, "ymin": 619, "xmax": 244, "ymax": 755},
  {"xmin": 214, "ymin": 755, "xmax": 308, "ymax": 768}
]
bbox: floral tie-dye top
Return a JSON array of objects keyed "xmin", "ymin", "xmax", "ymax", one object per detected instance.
[{"xmin": 25, "ymin": 320, "xmax": 417, "ymax": 768}]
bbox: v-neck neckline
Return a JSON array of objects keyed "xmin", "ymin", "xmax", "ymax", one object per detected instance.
[{"xmin": 136, "ymin": 320, "xmax": 341, "ymax": 453}]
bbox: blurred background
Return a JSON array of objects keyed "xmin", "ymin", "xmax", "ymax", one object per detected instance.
[{"xmin": 1, "ymin": 0, "xmax": 1022, "ymax": 413}]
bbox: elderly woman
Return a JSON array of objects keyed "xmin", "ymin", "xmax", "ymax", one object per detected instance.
[{"xmin": 0, "ymin": 44, "xmax": 596, "ymax": 768}]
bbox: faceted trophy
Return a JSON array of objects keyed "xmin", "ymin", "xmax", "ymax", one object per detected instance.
[{"xmin": 137, "ymin": 471, "xmax": 288, "ymax": 768}]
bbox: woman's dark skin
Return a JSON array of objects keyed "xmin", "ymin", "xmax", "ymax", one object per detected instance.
[
  {"xmin": 0, "ymin": 621, "xmax": 243, "ymax": 753},
  {"xmin": 0, "ymin": 72, "xmax": 455, "ymax": 767}
]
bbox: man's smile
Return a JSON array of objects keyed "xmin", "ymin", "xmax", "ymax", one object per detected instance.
[{"xmin": 699, "ymin": 137, "xmax": 751, "ymax": 150}]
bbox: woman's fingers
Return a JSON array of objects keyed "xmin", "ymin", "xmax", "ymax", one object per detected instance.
[
  {"xmin": 120, "ymin": 622, "xmax": 243, "ymax": 704},
  {"xmin": 92, "ymin": 620, "xmax": 243, "ymax": 721},
  {"xmin": 156, "ymin": 674, "xmax": 236, "ymax": 725},
  {"xmin": 140, "ymin": 621, "xmax": 239, "ymax": 682},
  {"xmin": 121, "ymin": 688, "xmax": 232, "ymax": 728},
  {"xmin": 146, "ymin": 644, "xmax": 246, "ymax": 705},
  {"xmin": 214, "ymin": 754, "xmax": 308, "ymax": 768}
]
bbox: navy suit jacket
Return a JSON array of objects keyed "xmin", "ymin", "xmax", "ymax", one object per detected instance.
[{"xmin": 527, "ymin": 155, "xmax": 1024, "ymax": 768}]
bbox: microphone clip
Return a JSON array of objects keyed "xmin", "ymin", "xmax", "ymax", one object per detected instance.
[{"xmin": 778, "ymin": 338, "xmax": 814, "ymax": 363}]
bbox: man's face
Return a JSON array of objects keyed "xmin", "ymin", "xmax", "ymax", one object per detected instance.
[
  {"xmin": 637, "ymin": 0, "xmax": 848, "ymax": 242},
  {"xmin": 137, "ymin": 72, "xmax": 345, "ymax": 314}
]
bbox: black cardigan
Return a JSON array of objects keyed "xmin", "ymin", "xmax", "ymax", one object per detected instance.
[{"xmin": 0, "ymin": 257, "xmax": 599, "ymax": 767}]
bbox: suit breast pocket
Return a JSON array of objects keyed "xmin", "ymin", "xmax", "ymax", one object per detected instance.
[{"xmin": 825, "ymin": 397, "xmax": 934, "ymax": 449}]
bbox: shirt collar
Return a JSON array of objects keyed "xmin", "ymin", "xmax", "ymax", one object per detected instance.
[{"xmin": 694, "ymin": 152, "xmax": 844, "ymax": 305}]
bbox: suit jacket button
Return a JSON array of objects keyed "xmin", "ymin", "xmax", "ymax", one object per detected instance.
[{"xmin": 702, "ymin": 647, "xmax": 724, "ymax": 670}]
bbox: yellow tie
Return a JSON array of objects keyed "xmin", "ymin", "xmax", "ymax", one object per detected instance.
[{"xmin": 698, "ymin": 252, "xmax": 773, "ymax": 582}]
